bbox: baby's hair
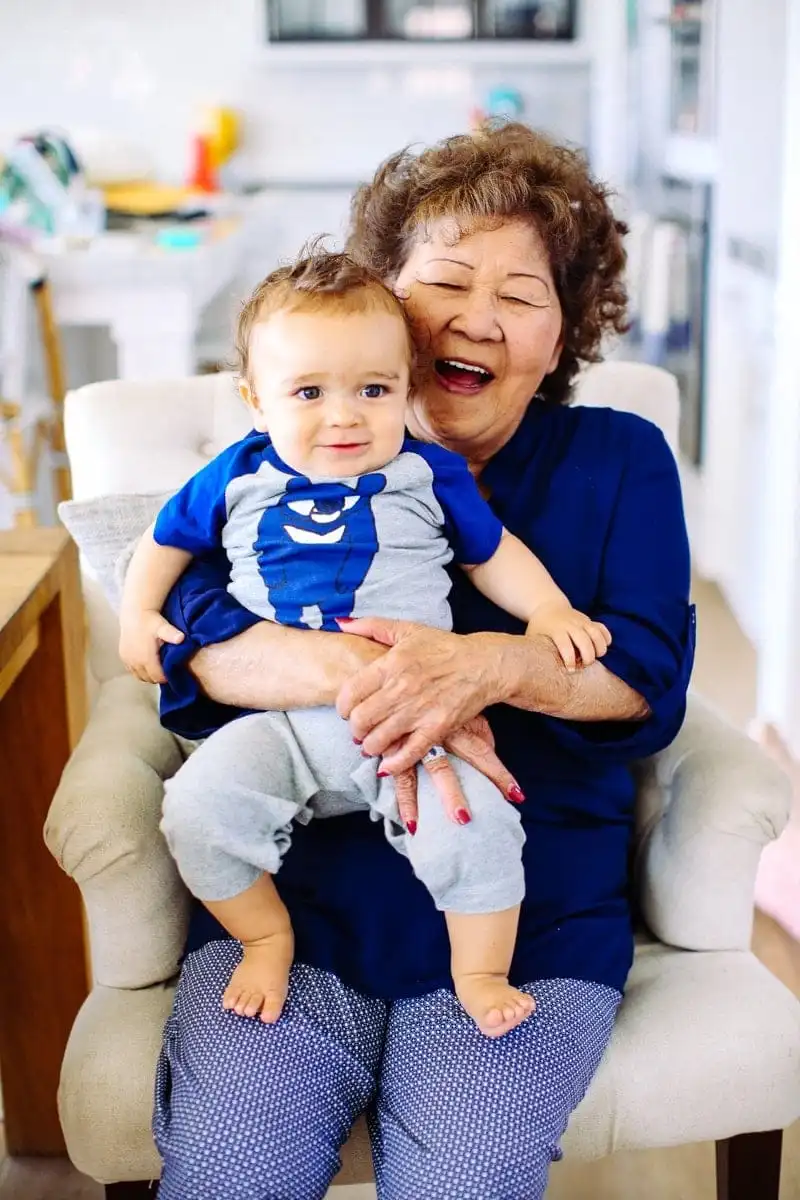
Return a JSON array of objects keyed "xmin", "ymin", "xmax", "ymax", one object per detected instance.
[{"xmin": 235, "ymin": 238, "xmax": 425, "ymax": 386}]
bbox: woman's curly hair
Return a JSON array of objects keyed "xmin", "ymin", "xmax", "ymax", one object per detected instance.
[{"xmin": 347, "ymin": 122, "xmax": 628, "ymax": 405}]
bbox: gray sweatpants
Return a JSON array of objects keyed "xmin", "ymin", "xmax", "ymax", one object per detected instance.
[{"xmin": 161, "ymin": 707, "xmax": 525, "ymax": 914}]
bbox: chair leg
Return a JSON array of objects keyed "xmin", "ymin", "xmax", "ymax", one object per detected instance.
[
  {"xmin": 716, "ymin": 1130, "xmax": 783, "ymax": 1200},
  {"xmin": 104, "ymin": 1184, "xmax": 156, "ymax": 1199}
]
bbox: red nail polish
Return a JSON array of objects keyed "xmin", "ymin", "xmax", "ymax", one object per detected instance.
[
  {"xmin": 353, "ymin": 737, "xmax": 363, "ymax": 745},
  {"xmin": 508, "ymin": 784, "xmax": 526, "ymax": 804},
  {"xmin": 337, "ymin": 617, "xmax": 355, "ymax": 624},
  {"xmin": 406, "ymin": 819, "xmax": 417, "ymax": 836},
  {"xmin": 362, "ymin": 750, "xmax": 372, "ymax": 759},
  {"xmin": 455, "ymin": 808, "xmax": 471, "ymax": 825},
  {"xmin": 377, "ymin": 768, "xmax": 390, "ymax": 778}
]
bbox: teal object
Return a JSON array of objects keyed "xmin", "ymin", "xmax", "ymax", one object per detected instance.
[
  {"xmin": 156, "ymin": 227, "xmax": 202, "ymax": 250},
  {"xmin": 485, "ymin": 86, "xmax": 524, "ymax": 121},
  {"xmin": 627, "ymin": 0, "xmax": 638, "ymax": 39}
]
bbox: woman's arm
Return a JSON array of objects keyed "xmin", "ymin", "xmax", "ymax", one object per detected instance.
[
  {"xmin": 190, "ymin": 621, "xmax": 387, "ymax": 710},
  {"xmin": 486, "ymin": 631, "xmax": 649, "ymax": 719},
  {"xmin": 336, "ymin": 619, "xmax": 648, "ymax": 771},
  {"xmin": 338, "ymin": 417, "xmax": 693, "ymax": 773}
]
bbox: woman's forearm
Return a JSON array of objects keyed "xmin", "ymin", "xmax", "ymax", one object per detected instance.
[
  {"xmin": 191, "ymin": 621, "xmax": 386, "ymax": 710},
  {"xmin": 485, "ymin": 632, "xmax": 650, "ymax": 722}
]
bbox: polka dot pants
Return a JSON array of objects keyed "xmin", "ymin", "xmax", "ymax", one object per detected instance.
[{"xmin": 153, "ymin": 940, "xmax": 620, "ymax": 1200}]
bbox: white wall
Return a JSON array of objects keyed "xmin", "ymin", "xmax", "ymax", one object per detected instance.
[
  {"xmin": 700, "ymin": 0, "xmax": 788, "ymax": 645},
  {"xmin": 756, "ymin": 0, "xmax": 800, "ymax": 757},
  {"xmin": 0, "ymin": 0, "xmax": 596, "ymax": 186}
]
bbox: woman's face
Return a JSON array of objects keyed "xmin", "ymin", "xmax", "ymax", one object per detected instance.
[{"xmin": 394, "ymin": 217, "xmax": 563, "ymax": 465}]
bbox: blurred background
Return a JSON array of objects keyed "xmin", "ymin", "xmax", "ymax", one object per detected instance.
[
  {"xmin": 0, "ymin": 0, "xmax": 798, "ymax": 916},
  {"xmin": 2, "ymin": 4, "xmax": 800, "ymax": 1198}
]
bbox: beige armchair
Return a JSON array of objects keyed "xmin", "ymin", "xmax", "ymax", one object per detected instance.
[{"xmin": 46, "ymin": 364, "xmax": 800, "ymax": 1199}]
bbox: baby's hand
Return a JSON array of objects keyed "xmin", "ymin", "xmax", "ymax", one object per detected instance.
[
  {"xmin": 526, "ymin": 603, "xmax": 611, "ymax": 672},
  {"xmin": 119, "ymin": 609, "xmax": 184, "ymax": 685}
]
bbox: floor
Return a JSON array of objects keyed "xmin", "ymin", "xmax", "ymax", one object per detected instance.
[{"xmin": 2, "ymin": 575, "xmax": 798, "ymax": 1200}]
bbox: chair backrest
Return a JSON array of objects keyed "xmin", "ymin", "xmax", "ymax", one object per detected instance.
[{"xmin": 64, "ymin": 360, "xmax": 680, "ymax": 685}]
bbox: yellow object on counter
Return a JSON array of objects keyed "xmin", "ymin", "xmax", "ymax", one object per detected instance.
[
  {"xmin": 204, "ymin": 107, "xmax": 240, "ymax": 169},
  {"xmin": 103, "ymin": 182, "xmax": 197, "ymax": 216}
]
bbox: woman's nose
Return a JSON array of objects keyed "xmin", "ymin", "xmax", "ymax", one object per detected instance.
[{"xmin": 448, "ymin": 288, "xmax": 502, "ymax": 342}]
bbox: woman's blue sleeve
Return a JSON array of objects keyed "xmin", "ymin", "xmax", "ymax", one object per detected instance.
[
  {"xmin": 539, "ymin": 417, "xmax": 696, "ymax": 763},
  {"xmin": 158, "ymin": 549, "xmax": 262, "ymax": 739}
]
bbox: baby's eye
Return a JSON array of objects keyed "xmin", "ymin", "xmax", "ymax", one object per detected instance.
[
  {"xmin": 297, "ymin": 386, "xmax": 321, "ymax": 400},
  {"xmin": 361, "ymin": 384, "xmax": 386, "ymax": 399}
]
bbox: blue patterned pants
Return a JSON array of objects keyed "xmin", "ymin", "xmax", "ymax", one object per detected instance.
[{"xmin": 154, "ymin": 941, "xmax": 620, "ymax": 1200}]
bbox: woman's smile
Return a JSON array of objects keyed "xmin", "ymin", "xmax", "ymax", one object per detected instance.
[{"xmin": 434, "ymin": 356, "xmax": 496, "ymax": 394}]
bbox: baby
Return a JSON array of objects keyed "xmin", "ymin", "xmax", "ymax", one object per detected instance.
[{"xmin": 119, "ymin": 248, "xmax": 610, "ymax": 1039}]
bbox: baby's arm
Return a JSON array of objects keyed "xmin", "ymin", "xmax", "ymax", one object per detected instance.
[
  {"xmin": 464, "ymin": 532, "xmax": 611, "ymax": 670},
  {"xmin": 119, "ymin": 524, "xmax": 193, "ymax": 684}
]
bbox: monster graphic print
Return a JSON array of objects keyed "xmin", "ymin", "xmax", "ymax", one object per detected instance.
[{"xmin": 254, "ymin": 473, "xmax": 386, "ymax": 630}]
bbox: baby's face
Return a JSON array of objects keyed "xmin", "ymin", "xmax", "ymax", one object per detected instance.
[{"xmin": 241, "ymin": 307, "xmax": 411, "ymax": 478}]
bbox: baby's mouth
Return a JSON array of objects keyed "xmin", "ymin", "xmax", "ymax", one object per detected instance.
[{"xmin": 434, "ymin": 358, "xmax": 495, "ymax": 394}]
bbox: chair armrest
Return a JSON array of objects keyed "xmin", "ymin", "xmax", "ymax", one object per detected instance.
[
  {"xmin": 45, "ymin": 674, "xmax": 190, "ymax": 989},
  {"xmin": 633, "ymin": 694, "xmax": 791, "ymax": 951}
]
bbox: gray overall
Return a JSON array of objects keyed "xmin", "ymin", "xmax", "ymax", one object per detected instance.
[{"xmin": 161, "ymin": 448, "xmax": 525, "ymax": 914}]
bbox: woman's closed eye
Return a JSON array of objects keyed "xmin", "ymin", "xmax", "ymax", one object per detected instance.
[
  {"xmin": 501, "ymin": 295, "xmax": 539, "ymax": 308},
  {"xmin": 501, "ymin": 287, "xmax": 551, "ymax": 309}
]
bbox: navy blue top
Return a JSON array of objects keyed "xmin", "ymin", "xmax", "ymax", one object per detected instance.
[{"xmin": 160, "ymin": 401, "xmax": 695, "ymax": 999}]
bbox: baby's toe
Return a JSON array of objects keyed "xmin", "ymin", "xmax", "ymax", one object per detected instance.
[
  {"xmin": 241, "ymin": 991, "xmax": 264, "ymax": 1018},
  {"xmin": 222, "ymin": 984, "xmax": 243, "ymax": 1011},
  {"xmin": 259, "ymin": 992, "xmax": 286, "ymax": 1024},
  {"xmin": 482, "ymin": 1007, "xmax": 505, "ymax": 1029}
]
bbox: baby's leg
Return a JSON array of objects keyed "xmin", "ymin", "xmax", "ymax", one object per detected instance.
[
  {"xmin": 162, "ymin": 711, "xmax": 321, "ymax": 1023},
  {"xmin": 392, "ymin": 758, "xmax": 532, "ymax": 1038},
  {"xmin": 206, "ymin": 873, "xmax": 294, "ymax": 1024}
]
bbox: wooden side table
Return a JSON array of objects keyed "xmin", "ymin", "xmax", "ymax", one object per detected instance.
[{"xmin": 0, "ymin": 528, "xmax": 88, "ymax": 1155}]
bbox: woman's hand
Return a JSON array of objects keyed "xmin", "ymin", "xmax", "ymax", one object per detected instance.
[
  {"xmin": 336, "ymin": 616, "xmax": 505, "ymax": 772},
  {"xmin": 390, "ymin": 715, "xmax": 525, "ymax": 833}
]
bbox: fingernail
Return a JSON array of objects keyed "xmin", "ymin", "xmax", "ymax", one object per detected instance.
[
  {"xmin": 337, "ymin": 617, "xmax": 355, "ymax": 624},
  {"xmin": 353, "ymin": 737, "xmax": 363, "ymax": 745},
  {"xmin": 406, "ymin": 819, "xmax": 417, "ymax": 836},
  {"xmin": 362, "ymin": 750, "xmax": 373, "ymax": 759},
  {"xmin": 455, "ymin": 808, "xmax": 471, "ymax": 825},
  {"xmin": 377, "ymin": 768, "xmax": 390, "ymax": 778},
  {"xmin": 508, "ymin": 783, "xmax": 526, "ymax": 804}
]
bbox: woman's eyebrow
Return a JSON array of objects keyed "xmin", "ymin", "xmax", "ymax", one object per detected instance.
[
  {"xmin": 507, "ymin": 271, "xmax": 550, "ymax": 282},
  {"xmin": 427, "ymin": 256, "xmax": 474, "ymax": 268}
]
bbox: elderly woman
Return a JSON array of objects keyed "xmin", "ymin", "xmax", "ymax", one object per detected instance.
[{"xmin": 153, "ymin": 123, "xmax": 694, "ymax": 1200}]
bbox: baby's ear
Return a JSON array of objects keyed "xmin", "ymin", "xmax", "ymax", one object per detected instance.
[{"xmin": 239, "ymin": 380, "xmax": 268, "ymax": 431}]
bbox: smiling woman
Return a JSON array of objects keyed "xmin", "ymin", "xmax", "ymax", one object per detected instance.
[
  {"xmin": 395, "ymin": 219, "xmax": 565, "ymax": 463},
  {"xmin": 150, "ymin": 123, "xmax": 693, "ymax": 1200}
]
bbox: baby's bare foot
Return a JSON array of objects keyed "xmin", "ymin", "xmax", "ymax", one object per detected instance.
[
  {"xmin": 222, "ymin": 930, "xmax": 294, "ymax": 1024},
  {"xmin": 455, "ymin": 973, "xmax": 535, "ymax": 1038}
]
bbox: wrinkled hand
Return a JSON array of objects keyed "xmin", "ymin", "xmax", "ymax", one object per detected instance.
[
  {"xmin": 526, "ymin": 603, "xmax": 611, "ymax": 673},
  {"xmin": 119, "ymin": 608, "xmax": 184, "ymax": 685},
  {"xmin": 389, "ymin": 715, "xmax": 525, "ymax": 832},
  {"xmin": 336, "ymin": 616, "xmax": 501, "ymax": 773}
]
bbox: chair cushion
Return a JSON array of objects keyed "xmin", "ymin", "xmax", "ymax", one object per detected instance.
[
  {"xmin": 58, "ymin": 490, "xmax": 173, "ymax": 613},
  {"xmin": 59, "ymin": 945, "xmax": 800, "ymax": 1185},
  {"xmin": 563, "ymin": 940, "xmax": 800, "ymax": 1157}
]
